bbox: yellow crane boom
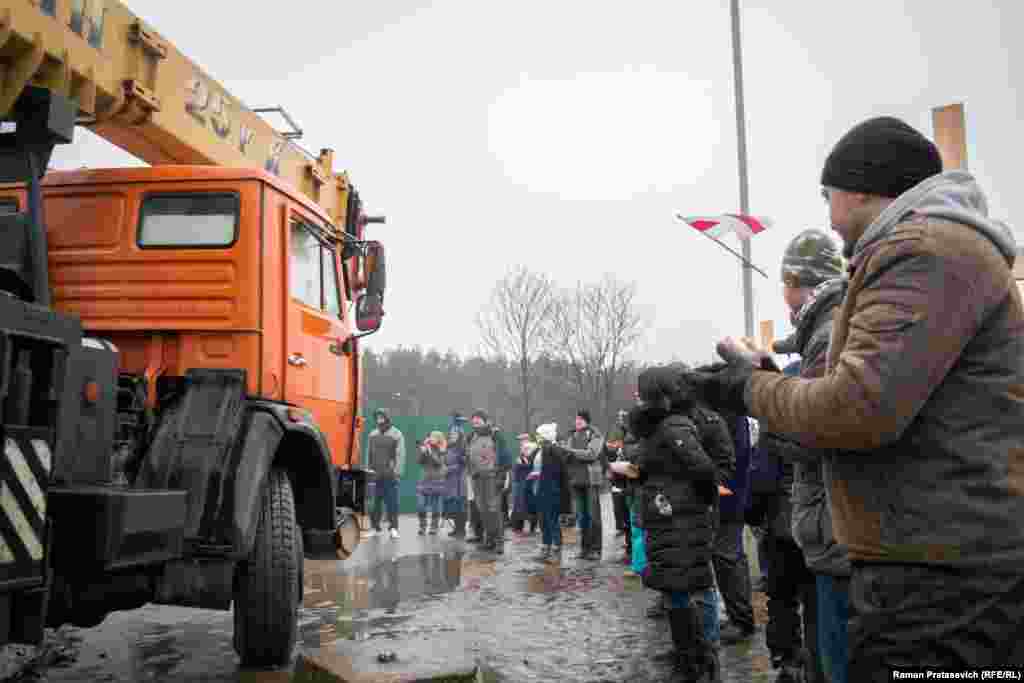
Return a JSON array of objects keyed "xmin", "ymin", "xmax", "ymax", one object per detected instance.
[{"xmin": 1, "ymin": 0, "xmax": 353, "ymax": 225}]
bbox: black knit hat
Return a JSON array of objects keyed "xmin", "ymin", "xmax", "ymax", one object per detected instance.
[
  {"xmin": 471, "ymin": 409, "xmax": 489, "ymax": 422},
  {"xmin": 576, "ymin": 409, "xmax": 591, "ymax": 424},
  {"xmin": 821, "ymin": 117, "xmax": 943, "ymax": 198}
]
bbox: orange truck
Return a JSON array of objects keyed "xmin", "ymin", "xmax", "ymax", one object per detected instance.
[{"xmin": 0, "ymin": 0, "xmax": 384, "ymax": 666}]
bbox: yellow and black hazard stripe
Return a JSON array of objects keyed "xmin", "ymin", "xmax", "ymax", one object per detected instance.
[{"xmin": 0, "ymin": 429, "xmax": 52, "ymax": 584}]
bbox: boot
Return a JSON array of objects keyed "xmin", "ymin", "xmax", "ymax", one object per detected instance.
[
  {"xmin": 534, "ymin": 545, "xmax": 551, "ymax": 561},
  {"xmin": 417, "ymin": 512, "xmax": 427, "ymax": 536},
  {"xmin": 450, "ymin": 511, "xmax": 466, "ymax": 537},
  {"xmin": 429, "ymin": 512, "xmax": 440, "ymax": 535},
  {"xmin": 549, "ymin": 545, "xmax": 561, "ymax": 562},
  {"xmin": 688, "ymin": 606, "xmax": 721, "ymax": 683},
  {"xmin": 572, "ymin": 530, "xmax": 590, "ymax": 559},
  {"xmin": 771, "ymin": 653, "xmax": 807, "ymax": 683},
  {"xmin": 647, "ymin": 592, "xmax": 669, "ymax": 619}
]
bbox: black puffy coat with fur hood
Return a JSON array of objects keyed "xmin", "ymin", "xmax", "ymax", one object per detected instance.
[{"xmin": 631, "ymin": 367, "xmax": 720, "ymax": 595}]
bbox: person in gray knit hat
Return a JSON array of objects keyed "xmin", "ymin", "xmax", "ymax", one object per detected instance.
[{"xmin": 760, "ymin": 229, "xmax": 847, "ymax": 683}]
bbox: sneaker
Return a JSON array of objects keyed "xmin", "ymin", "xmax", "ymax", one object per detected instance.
[
  {"xmin": 418, "ymin": 528, "xmax": 426, "ymax": 536},
  {"xmin": 364, "ymin": 529, "xmax": 378, "ymax": 538},
  {"xmin": 428, "ymin": 528, "xmax": 438, "ymax": 536},
  {"xmin": 389, "ymin": 528, "xmax": 400, "ymax": 539}
]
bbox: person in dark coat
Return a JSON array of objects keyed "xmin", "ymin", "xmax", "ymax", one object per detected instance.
[
  {"xmin": 531, "ymin": 423, "xmax": 573, "ymax": 562},
  {"xmin": 442, "ymin": 429, "xmax": 468, "ymax": 538},
  {"xmin": 708, "ymin": 407, "xmax": 757, "ymax": 644},
  {"xmin": 510, "ymin": 434, "xmax": 538, "ymax": 534},
  {"xmin": 612, "ymin": 367, "xmax": 731, "ymax": 681}
]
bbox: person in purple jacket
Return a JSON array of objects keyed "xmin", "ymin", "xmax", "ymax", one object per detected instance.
[
  {"xmin": 442, "ymin": 429, "xmax": 469, "ymax": 538},
  {"xmin": 417, "ymin": 432, "xmax": 450, "ymax": 535}
]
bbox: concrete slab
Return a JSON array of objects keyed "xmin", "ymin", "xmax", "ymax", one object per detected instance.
[{"xmin": 296, "ymin": 632, "xmax": 482, "ymax": 683}]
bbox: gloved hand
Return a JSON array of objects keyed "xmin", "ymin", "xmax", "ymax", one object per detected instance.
[{"xmin": 688, "ymin": 361, "xmax": 756, "ymax": 416}]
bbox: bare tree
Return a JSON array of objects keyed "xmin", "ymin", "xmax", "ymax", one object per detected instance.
[
  {"xmin": 475, "ymin": 266, "xmax": 559, "ymax": 433},
  {"xmin": 550, "ymin": 274, "xmax": 647, "ymax": 429}
]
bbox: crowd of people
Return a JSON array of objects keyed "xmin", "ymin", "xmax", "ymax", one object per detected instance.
[{"xmin": 361, "ymin": 116, "xmax": 1024, "ymax": 682}]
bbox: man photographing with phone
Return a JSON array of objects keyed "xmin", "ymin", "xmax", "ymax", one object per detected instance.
[{"xmin": 691, "ymin": 116, "xmax": 1024, "ymax": 678}]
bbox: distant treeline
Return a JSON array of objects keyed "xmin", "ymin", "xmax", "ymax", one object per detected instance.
[{"xmin": 361, "ymin": 346, "xmax": 647, "ymax": 437}]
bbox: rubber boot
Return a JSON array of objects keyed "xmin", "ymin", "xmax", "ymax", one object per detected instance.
[
  {"xmin": 666, "ymin": 607, "xmax": 698, "ymax": 674},
  {"xmin": 455, "ymin": 511, "xmax": 468, "ymax": 538},
  {"xmin": 417, "ymin": 512, "xmax": 427, "ymax": 536},
  {"xmin": 685, "ymin": 605, "xmax": 720, "ymax": 683},
  {"xmin": 573, "ymin": 527, "xmax": 590, "ymax": 559},
  {"xmin": 647, "ymin": 591, "xmax": 669, "ymax": 619},
  {"xmin": 772, "ymin": 653, "xmax": 807, "ymax": 683},
  {"xmin": 429, "ymin": 512, "xmax": 440, "ymax": 535}
]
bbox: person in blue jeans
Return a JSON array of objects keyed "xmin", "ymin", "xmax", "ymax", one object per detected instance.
[
  {"xmin": 611, "ymin": 366, "xmax": 735, "ymax": 681},
  {"xmin": 768, "ymin": 230, "xmax": 850, "ymax": 683},
  {"xmin": 530, "ymin": 423, "xmax": 572, "ymax": 562},
  {"xmin": 366, "ymin": 409, "xmax": 405, "ymax": 538}
]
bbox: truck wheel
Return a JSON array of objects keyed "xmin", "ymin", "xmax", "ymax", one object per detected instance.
[{"xmin": 233, "ymin": 468, "xmax": 301, "ymax": 667}]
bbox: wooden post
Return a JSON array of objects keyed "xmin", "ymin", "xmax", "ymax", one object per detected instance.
[
  {"xmin": 932, "ymin": 103, "xmax": 968, "ymax": 171},
  {"xmin": 760, "ymin": 319, "xmax": 774, "ymax": 350}
]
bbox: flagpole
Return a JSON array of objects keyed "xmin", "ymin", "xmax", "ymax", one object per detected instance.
[
  {"xmin": 731, "ymin": 0, "xmax": 755, "ymax": 338},
  {"xmin": 697, "ymin": 230, "xmax": 769, "ymax": 279}
]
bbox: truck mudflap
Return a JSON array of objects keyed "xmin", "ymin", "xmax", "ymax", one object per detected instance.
[
  {"xmin": 135, "ymin": 370, "xmax": 338, "ymax": 564},
  {"xmin": 135, "ymin": 368, "xmax": 249, "ymax": 543}
]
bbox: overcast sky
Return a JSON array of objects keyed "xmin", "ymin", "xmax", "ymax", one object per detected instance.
[{"xmin": 51, "ymin": 0, "xmax": 1022, "ymax": 366}]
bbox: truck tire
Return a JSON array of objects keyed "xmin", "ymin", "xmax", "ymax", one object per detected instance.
[{"xmin": 233, "ymin": 468, "xmax": 301, "ymax": 667}]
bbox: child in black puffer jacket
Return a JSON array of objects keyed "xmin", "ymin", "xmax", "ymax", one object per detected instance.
[{"xmin": 612, "ymin": 365, "xmax": 731, "ymax": 682}]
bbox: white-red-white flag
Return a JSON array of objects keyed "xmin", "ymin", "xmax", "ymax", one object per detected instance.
[{"xmin": 674, "ymin": 212, "xmax": 772, "ymax": 240}]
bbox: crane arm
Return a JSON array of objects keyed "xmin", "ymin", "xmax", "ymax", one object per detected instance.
[{"xmin": 1, "ymin": 0, "xmax": 353, "ymax": 226}]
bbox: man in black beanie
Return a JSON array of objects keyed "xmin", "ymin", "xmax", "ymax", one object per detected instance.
[{"xmin": 694, "ymin": 116, "xmax": 1024, "ymax": 678}]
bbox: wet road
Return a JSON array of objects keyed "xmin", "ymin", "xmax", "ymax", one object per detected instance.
[{"xmin": 7, "ymin": 495, "xmax": 775, "ymax": 682}]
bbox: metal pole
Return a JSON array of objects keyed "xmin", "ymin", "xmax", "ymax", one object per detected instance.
[
  {"xmin": 730, "ymin": 0, "xmax": 755, "ymax": 338},
  {"xmin": 696, "ymin": 229, "xmax": 769, "ymax": 279}
]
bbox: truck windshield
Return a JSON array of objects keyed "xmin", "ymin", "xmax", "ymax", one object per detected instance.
[{"xmin": 138, "ymin": 192, "xmax": 239, "ymax": 247}]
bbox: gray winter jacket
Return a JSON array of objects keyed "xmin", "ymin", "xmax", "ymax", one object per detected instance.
[
  {"xmin": 779, "ymin": 278, "xmax": 850, "ymax": 577},
  {"xmin": 566, "ymin": 426, "xmax": 605, "ymax": 488}
]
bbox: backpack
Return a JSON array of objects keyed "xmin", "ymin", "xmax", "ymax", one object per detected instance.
[{"xmin": 467, "ymin": 431, "xmax": 498, "ymax": 473}]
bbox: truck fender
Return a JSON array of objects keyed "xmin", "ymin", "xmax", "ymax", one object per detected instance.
[{"xmin": 229, "ymin": 403, "xmax": 337, "ymax": 560}]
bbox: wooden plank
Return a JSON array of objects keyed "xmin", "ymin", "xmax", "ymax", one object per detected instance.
[
  {"xmin": 759, "ymin": 319, "xmax": 774, "ymax": 350},
  {"xmin": 932, "ymin": 103, "xmax": 968, "ymax": 171}
]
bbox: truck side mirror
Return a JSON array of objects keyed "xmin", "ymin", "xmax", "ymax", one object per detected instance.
[
  {"xmin": 354, "ymin": 292, "xmax": 383, "ymax": 332},
  {"xmin": 364, "ymin": 241, "xmax": 386, "ymax": 298}
]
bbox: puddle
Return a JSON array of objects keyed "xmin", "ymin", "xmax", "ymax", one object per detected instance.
[{"xmin": 17, "ymin": 510, "xmax": 778, "ymax": 682}]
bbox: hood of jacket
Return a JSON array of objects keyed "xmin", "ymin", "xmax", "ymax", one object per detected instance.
[{"xmin": 853, "ymin": 170, "xmax": 1017, "ymax": 267}]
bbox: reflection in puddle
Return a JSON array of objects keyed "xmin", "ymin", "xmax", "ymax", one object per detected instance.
[{"xmin": 300, "ymin": 551, "xmax": 468, "ymax": 649}]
